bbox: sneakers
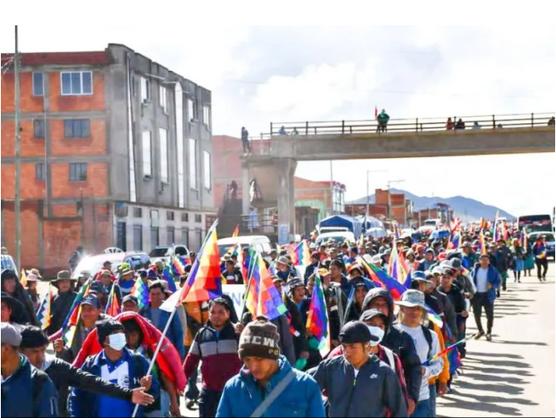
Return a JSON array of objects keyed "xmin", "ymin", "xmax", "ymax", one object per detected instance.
[
  {"xmin": 186, "ymin": 399, "xmax": 198, "ymax": 410},
  {"xmin": 474, "ymin": 331, "xmax": 485, "ymax": 340},
  {"xmin": 486, "ymin": 333, "xmax": 492, "ymax": 341}
]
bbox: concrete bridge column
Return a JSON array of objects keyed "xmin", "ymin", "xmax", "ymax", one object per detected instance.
[{"xmin": 275, "ymin": 158, "xmax": 297, "ymax": 244}]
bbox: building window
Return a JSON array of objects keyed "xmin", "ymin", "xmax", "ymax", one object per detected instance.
[
  {"xmin": 150, "ymin": 226, "xmax": 159, "ymax": 247},
  {"xmin": 69, "ymin": 163, "xmax": 87, "ymax": 181},
  {"xmin": 35, "ymin": 162, "xmax": 45, "ymax": 181},
  {"xmin": 181, "ymin": 213, "xmax": 189, "ymax": 222},
  {"xmin": 203, "ymin": 151, "xmax": 211, "ymax": 190},
  {"xmin": 60, "ymin": 71, "xmax": 92, "ymax": 95},
  {"xmin": 32, "ymin": 72, "xmax": 44, "ymax": 96},
  {"xmin": 181, "ymin": 228, "xmax": 189, "ymax": 247},
  {"xmin": 33, "ymin": 119, "xmax": 45, "ymax": 138},
  {"xmin": 140, "ymin": 76, "xmax": 150, "ymax": 102},
  {"xmin": 197, "ymin": 228, "xmax": 203, "ymax": 247},
  {"xmin": 133, "ymin": 207, "xmax": 143, "ymax": 218},
  {"xmin": 142, "ymin": 131, "xmax": 152, "ymax": 177},
  {"xmin": 202, "ymin": 105, "xmax": 210, "ymax": 128},
  {"xmin": 167, "ymin": 226, "xmax": 175, "ymax": 245},
  {"xmin": 64, "ymin": 119, "xmax": 90, "ymax": 138},
  {"xmin": 133, "ymin": 225, "xmax": 143, "ymax": 251},
  {"xmin": 159, "ymin": 128, "xmax": 168, "ymax": 183},
  {"xmin": 189, "ymin": 138, "xmax": 197, "ymax": 189},
  {"xmin": 159, "ymin": 86, "xmax": 167, "ymax": 113},
  {"xmin": 187, "ymin": 98, "xmax": 195, "ymax": 121},
  {"xmin": 195, "ymin": 214, "xmax": 202, "ymax": 223},
  {"xmin": 167, "ymin": 211, "xmax": 174, "ymax": 221}
]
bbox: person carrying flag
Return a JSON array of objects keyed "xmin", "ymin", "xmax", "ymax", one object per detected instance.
[
  {"xmin": 54, "ymin": 294, "xmax": 106, "ymax": 363},
  {"xmin": 140, "ymin": 280, "xmax": 185, "ymax": 359},
  {"xmin": 183, "ymin": 297, "xmax": 242, "ymax": 417}
]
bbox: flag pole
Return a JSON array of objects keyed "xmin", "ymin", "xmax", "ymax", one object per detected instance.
[
  {"xmin": 239, "ymin": 249, "xmax": 260, "ymax": 318},
  {"xmin": 131, "ymin": 220, "xmax": 218, "ymax": 418}
]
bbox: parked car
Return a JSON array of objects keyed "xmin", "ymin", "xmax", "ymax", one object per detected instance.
[
  {"xmin": 528, "ymin": 231, "xmax": 555, "ymax": 259},
  {"xmin": 71, "ymin": 251, "xmax": 150, "ymax": 280},
  {"xmin": 217, "ymin": 235, "xmax": 272, "ymax": 257},
  {"xmin": 148, "ymin": 244, "xmax": 190, "ymax": 265}
]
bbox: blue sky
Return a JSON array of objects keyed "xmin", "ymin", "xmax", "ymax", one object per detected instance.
[{"xmin": 3, "ymin": 1, "xmax": 555, "ymax": 216}]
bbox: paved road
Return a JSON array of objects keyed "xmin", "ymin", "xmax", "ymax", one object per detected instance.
[{"xmin": 437, "ymin": 263, "xmax": 555, "ymax": 417}]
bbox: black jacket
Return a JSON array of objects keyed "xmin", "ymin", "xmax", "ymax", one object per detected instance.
[
  {"xmin": 439, "ymin": 283, "xmax": 466, "ymax": 315},
  {"xmin": 309, "ymin": 355, "xmax": 408, "ymax": 417},
  {"xmin": 431, "ymin": 289, "xmax": 458, "ymax": 338},
  {"xmin": 44, "ymin": 356, "xmax": 133, "ymax": 417},
  {"xmin": 363, "ymin": 288, "xmax": 422, "ymax": 403},
  {"xmin": 47, "ymin": 291, "xmax": 77, "ymax": 335}
]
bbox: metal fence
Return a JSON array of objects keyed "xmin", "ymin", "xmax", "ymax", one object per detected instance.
[{"xmin": 266, "ymin": 112, "xmax": 555, "ymax": 137}]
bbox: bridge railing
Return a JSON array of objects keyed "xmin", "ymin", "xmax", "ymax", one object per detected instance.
[{"xmin": 267, "ymin": 112, "xmax": 555, "ymax": 137}]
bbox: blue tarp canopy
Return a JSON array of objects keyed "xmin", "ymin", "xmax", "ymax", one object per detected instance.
[
  {"xmin": 356, "ymin": 215, "xmax": 384, "ymax": 230},
  {"xmin": 318, "ymin": 215, "xmax": 363, "ymax": 238}
]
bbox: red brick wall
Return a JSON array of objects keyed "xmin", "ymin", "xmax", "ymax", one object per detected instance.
[
  {"xmin": 1, "ymin": 119, "xmax": 46, "ymax": 158},
  {"xmin": 48, "ymin": 71, "xmax": 106, "ymax": 112},
  {"xmin": 50, "ymin": 162, "xmax": 108, "ymax": 199},
  {"xmin": 50, "ymin": 119, "xmax": 107, "ymax": 156},
  {"xmin": 1, "ymin": 163, "xmax": 46, "ymax": 200},
  {"xmin": 1, "ymin": 72, "xmax": 45, "ymax": 113}
]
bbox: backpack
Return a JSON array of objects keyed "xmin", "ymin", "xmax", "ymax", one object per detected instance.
[
  {"xmin": 421, "ymin": 325, "xmax": 433, "ymax": 361},
  {"xmin": 32, "ymin": 369, "xmax": 53, "ymax": 416}
]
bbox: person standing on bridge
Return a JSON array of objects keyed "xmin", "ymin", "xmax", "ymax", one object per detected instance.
[
  {"xmin": 241, "ymin": 126, "xmax": 251, "ymax": 154},
  {"xmin": 376, "ymin": 109, "xmax": 390, "ymax": 133}
]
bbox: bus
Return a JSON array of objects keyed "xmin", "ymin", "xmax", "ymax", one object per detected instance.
[{"xmin": 517, "ymin": 214, "xmax": 553, "ymax": 233}]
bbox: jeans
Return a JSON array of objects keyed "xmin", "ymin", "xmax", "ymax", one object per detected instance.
[
  {"xmin": 429, "ymin": 384, "xmax": 437, "ymax": 417},
  {"xmin": 536, "ymin": 258, "xmax": 548, "ymax": 279},
  {"xmin": 199, "ymin": 388, "xmax": 222, "ymax": 418},
  {"xmin": 185, "ymin": 366, "xmax": 200, "ymax": 400},
  {"xmin": 411, "ymin": 398, "xmax": 433, "ymax": 417},
  {"xmin": 472, "ymin": 292, "xmax": 494, "ymax": 334}
]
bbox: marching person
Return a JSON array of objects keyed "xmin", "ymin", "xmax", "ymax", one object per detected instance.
[
  {"xmin": 396, "ymin": 290, "xmax": 443, "ymax": 417},
  {"xmin": 1, "ymin": 322, "xmax": 58, "ymax": 417},
  {"xmin": 47, "ymin": 270, "xmax": 78, "ymax": 336},
  {"xmin": 532, "ymin": 235, "xmax": 548, "ymax": 281},
  {"xmin": 309, "ymin": 320, "xmax": 407, "ymax": 417},
  {"xmin": 68, "ymin": 318, "xmax": 160, "ymax": 418},
  {"xmin": 183, "ymin": 297, "xmax": 242, "ymax": 417},
  {"xmin": 19, "ymin": 325, "xmax": 154, "ymax": 417},
  {"xmin": 216, "ymin": 317, "xmax": 325, "ymax": 417},
  {"xmin": 1, "ymin": 269, "xmax": 38, "ymax": 326},
  {"xmin": 471, "ymin": 254, "xmax": 501, "ymax": 341}
]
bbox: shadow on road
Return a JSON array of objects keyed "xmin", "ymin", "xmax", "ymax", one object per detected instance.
[{"xmin": 494, "ymin": 340, "xmax": 548, "ymax": 346}]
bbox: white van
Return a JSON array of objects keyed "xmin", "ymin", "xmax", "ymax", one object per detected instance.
[
  {"xmin": 315, "ymin": 231, "xmax": 356, "ymax": 247},
  {"xmin": 217, "ymin": 235, "xmax": 272, "ymax": 256}
]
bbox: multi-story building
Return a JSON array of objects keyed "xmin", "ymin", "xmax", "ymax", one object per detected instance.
[{"xmin": 1, "ymin": 44, "xmax": 215, "ymax": 274}]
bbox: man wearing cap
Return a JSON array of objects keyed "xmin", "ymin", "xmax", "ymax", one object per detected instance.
[
  {"xmin": 417, "ymin": 249, "xmax": 436, "ymax": 272},
  {"xmin": 184, "ymin": 298, "xmax": 242, "ymax": 417},
  {"xmin": 68, "ymin": 318, "xmax": 159, "ymax": 417},
  {"xmin": 54, "ymin": 294, "xmax": 106, "ymax": 363},
  {"xmin": 117, "ymin": 264, "xmax": 137, "ymax": 297},
  {"xmin": 309, "ymin": 321, "xmax": 407, "ymax": 417},
  {"xmin": 140, "ymin": 281, "xmax": 185, "ymax": 359},
  {"xmin": 19, "ymin": 325, "xmax": 154, "ymax": 417},
  {"xmin": 221, "ymin": 259, "xmax": 244, "ymax": 285},
  {"xmin": 1, "ymin": 322, "xmax": 58, "ymax": 417},
  {"xmin": 470, "ymin": 254, "xmax": 501, "ymax": 341},
  {"xmin": 493, "ymin": 239, "xmax": 512, "ymax": 293},
  {"xmin": 396, "ymin": 290, "xmax": 443, "ymax": 417},
  {"xmin": 461, "ymin": 242, "xmax": 478, "ymax": 270},
  {"xmin": 216, "ymin": 317, "xmax": 325, "ymax": 417},
  {"xmin": 122, "ymin": 295, "xmax": 140, "ymax": 313},
  {"xmin": 362, "ymin": 288, "xmax": 422, "ymax": 414},
  {"xmin": 275, "ymin": 256, "xmax": 297, "ymax": 282},
  {"xmin": 25, "ymin": 272, "xmax": 41, "ymax": 311},
  {"xmin": 422, "ymin": 270, "xmax": 458, "ymax": 341},
  {"xmin": 327, "ymin": 310, "xmax": 410, "ymax": 409},
  {"xmin": 47, "ymin": 270, "xmax": 78, "ymax": 336}
]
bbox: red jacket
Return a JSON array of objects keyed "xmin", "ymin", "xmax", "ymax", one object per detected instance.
[{"xmin": 183, "ymin": 321, "xmax": 242, "ymax": 392}]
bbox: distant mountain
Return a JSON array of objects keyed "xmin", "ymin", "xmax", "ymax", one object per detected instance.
[{"xmin": 348, "ymin": 188, "xmax": 514, "ymax": 222}]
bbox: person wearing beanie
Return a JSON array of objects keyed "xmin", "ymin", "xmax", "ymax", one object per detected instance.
[
  {"xmin": 216, "ymin": 317, "xmax": 325, "ymax": 417},
  {"xmin": 309, "ymin": 321, "xmax": 407, "ymax": 417},
  {"xmin": 68, "ymin": 318, "xmax": 160, "ymax": 418},
  {"xmin": 1, "ymin": 322, "xmax": 58, "ymax": 417},
  {"xmin": 396, "ymin": 290, "xmax": 443, "ymax": 417},
  {"xmin": 183, "ymin": 298, "xmax": 242, "ymax": 417},
  {"xmin": 18, "ymin": 325, "xmax": 154, "ymax": 417}
]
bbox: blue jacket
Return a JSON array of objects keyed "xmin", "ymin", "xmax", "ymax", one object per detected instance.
[
  {"xmin": 1, "ymin": 354, "xmax": 58, "ymax": 417},
  {"xmin": 216, "ymin": 356, "xmax": 325, "ymax": 417},
  {"xmin": 68, "ymin": 348, "xmax": 160, "ymax": 417},
  {"xmin": 141, "ymin": 306, "xmax": 185, "ymax": 359},
  {"xmin": 471, "ymin": 265, "xmax": 501, "ymax": 303}
]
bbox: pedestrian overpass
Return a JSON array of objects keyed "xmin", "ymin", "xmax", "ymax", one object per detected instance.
[{"xmin": 240, "ymin": 112, "xmax": 555, "ymax": 242}]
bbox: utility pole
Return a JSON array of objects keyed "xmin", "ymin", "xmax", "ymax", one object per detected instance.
[
  {"xmin": 386, "ymin": 179, "xmax": 405, "ymax": 224},
  {"xmin": 329, "ymin": 160, "xmax": 334, "ymax": 216},
  {"xmin": 14, "ymin": 25, "xmax": 21, "ymax": 269}
]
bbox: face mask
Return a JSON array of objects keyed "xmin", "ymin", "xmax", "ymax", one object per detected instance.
[
  {"xmin": 367, "ymin": 326, "xmax": 385, "ymax": 347},
  {"xmin": 107, "ymin": 333, "xmax": 127, "ymax": 351}
]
